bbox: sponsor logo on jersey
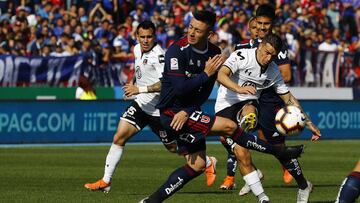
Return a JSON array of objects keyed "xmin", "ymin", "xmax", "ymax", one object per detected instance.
[
  {"xmin": 170, "ymin": 58, "xmax": 178, "ymax": 70},
  {"xmin": 200, "ymin": 115, "xmax": 210, "ymax": 123},
  {"xmin": 165, "ymin": 177, "xmax": 184, "ymax": 195},
  {"xmin": 241, "ymin": 81, "xmax": 256, "ymax": 88},
  {"xmin": 189, "ymin": 59, "xmax": 194, "ymax": 65},
  {"xmin": 143, "ymin": 59, "xmax": 148, "ymax": 64},
  {"xmin": 278, "ymin": 50, "xmax": 288, "ymax": 59}
]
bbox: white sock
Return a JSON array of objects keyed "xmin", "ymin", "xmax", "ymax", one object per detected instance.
[
  {"xmin": 243, "ymin": 170, "xmax": 265, "ymax": 197},
  {"xmin": 102, "ymin": 143, "xmax": 124, "ymax": 183},
  {"xmin": 205, "ymin": 156, "xmax": 211, "ymax": 168}
]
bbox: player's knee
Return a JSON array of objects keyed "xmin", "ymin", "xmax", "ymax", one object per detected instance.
[
  {"xmin": 223, "ymin": 120, "xmax": 238, "ymax": 135},
  {"xmin": 113, "ymin": 132, "xmax": 127, "ymax": 145}
]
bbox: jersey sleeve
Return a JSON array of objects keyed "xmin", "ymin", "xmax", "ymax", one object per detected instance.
[
  {"xmin": 274, "ymin": 43, "xmax": 290, "ymax": 65},
  {"xmin": 223, "ymin": 50, "xmax": 247, "ymax": 74},
  {"xmin": 164, "ymin": 45, "xmax": 209, "ymax": 96},
  {"xmin": 272, "ymin": 70, "xmax": 289, "ymax": 95}
]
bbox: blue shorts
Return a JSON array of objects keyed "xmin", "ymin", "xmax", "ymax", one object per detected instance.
[
  {"xmin": 258, "ymin": 102, "xmax": 285, "ymax": 145},
  {"xmin": 160, "ymin": 109, "xmax": 215, "ymax": 155}
]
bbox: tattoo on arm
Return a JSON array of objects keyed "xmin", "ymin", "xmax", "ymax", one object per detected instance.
[
  {"xmin": 288, "ymin": 94, "xmax": 312, "ymax": 124},
  {"xmin": 147, "ymin": 81, "xmax": 161, "ymax": 92}
]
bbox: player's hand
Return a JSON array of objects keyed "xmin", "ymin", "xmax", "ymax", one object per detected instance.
[
  {"xmin": 123, "ymin": 83, "xmax": 139, "ymax": 97},
  {"xmin": 204, "ymin": 55, "xmax": 224, "ymax": 77},
  {"xmin": 170, "ymin": 111, "xmax": 188, "ymax": 131},
  {"xmin": 236, "ymin": 86, "xmax": 256, "ymax": 95},
  {"xmin": 307, "ymin": 122, "xmax": 321, "ymax": 141}
]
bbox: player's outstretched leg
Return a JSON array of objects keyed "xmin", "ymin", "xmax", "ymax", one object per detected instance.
[
  {"xmin": 141, "ymin": 151, "xmax": 206, "ymax": 203},
  {"xmin": 229, "ymin": 129, "xmax": 304, "ymax": 160},
  {"xmin": 278, "ymin": 158, "xmax": 312, "ymax": 203},
  {"xmin": 85, "ymin": 119, "xmax": 139, "ymax": 193},
  {"xmin": 84, "ymin": 143, "xmax": 123, "ymax": 193}
]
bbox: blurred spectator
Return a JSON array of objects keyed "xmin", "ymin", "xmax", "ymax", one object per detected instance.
[
  {"xmin": 76, "ymin": 74, "xmax": 97, "ymax": 100},
  {"xmin": 0, "ymin": 0, "xmax": 359, "ymax": 88}
]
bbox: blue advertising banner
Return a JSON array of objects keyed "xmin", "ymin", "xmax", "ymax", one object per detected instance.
[
  {"xmin": 0, "ymin": 100, "xmax": 359, "ymax": 144},
  {"xmin": 0, "ymin": 55, "xmax": 87, "ymax": 86}
]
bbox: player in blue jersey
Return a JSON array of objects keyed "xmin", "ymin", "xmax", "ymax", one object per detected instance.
[
  {"xmin": 139, "ymin": 10, "xmax": 304, "ymax": 203},
  {"xmin": 218, "ymin": 4, "xmax": 321, "ymax": 203},
  {"xmin": 84, "ymin": 20, "xmax": 218, "ymax": 193},
  {"xmin": 335, "ymin": 159, "xmax": 360, "ymax": 203}
]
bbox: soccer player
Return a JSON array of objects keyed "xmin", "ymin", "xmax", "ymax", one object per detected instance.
[
  {"xmin": 335, "ymin": 159, "xmax": 360, "ymax": 203},
  {"xmin": 139, "ymin": 10, "xmax": 304, "ymax": 203},
  {"xmin": 218, "ymin": 16, "xmax": 262, "ymax": 191},
  {"xmin": 222, "ymin": 4, "xmax": 321, "ymax": 203},
  {"xmin": 83, "ymin": 20, "xmax": 217, "ymax": 193}
]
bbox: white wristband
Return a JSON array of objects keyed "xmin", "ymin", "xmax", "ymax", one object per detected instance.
[{"xmin": 138, "ymin": 86, "xmax": 148, "ymax": 93}]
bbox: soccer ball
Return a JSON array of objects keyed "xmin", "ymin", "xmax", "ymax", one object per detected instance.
[{"xmin": 275, "ymin": 105, "xmax": 306, "ymax": 136}]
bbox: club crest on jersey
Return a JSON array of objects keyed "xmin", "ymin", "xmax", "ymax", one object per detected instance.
[
  {"xmin": 143, "ymin": 59, "xmax": 148, "ymax": 64},
  {"xmin": 200, "ymin": 115, "xmax": 210, "ymax": 123},
  {"xmin": 170, "ymin": 58, "xmax": 178, "ymax": 70}
]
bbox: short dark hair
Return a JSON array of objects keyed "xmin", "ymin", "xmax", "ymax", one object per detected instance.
[
  {"xmin": 193, "ymin": 10, "xmax": 216, "ymax": 30},
  {"xmin": 262, "ymin": 33, "xmax": 283, "ymax": 54},
  {"xmin": 256, "ymin": 4, "xmax": 275, "ymax": 20},
  {"xmin": 136, "ymin": 20, "xmax": 156, "ymax": 35}
]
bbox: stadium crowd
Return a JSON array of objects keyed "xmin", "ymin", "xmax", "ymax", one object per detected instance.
[{"xmin": 0, "ymin": 0, "xmax": 360, "ymax": 87}]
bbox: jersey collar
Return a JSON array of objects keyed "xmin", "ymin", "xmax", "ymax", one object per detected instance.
[{"xmin": 191, "ymin": 42, "xmax": 208, "ymax": 54}]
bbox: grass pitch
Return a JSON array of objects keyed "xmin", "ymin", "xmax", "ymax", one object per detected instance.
[{"xmin": 0, "ymin": 140, "xmax": 359, "ymax": 203}]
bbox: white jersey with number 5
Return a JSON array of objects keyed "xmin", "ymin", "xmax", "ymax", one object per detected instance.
[
  {"xmin": 215, "ymin": 48, "xmax": 289, "ymax": 113},
  {"xmin": 133, "ymin": 43, "xmax": 165, "ymax": 116}
]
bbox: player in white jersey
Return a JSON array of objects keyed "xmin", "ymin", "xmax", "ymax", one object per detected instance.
[
  {"xmin": 84, "ymin": 20, "xmax": 217, "ymax": 193},
  {"xmin": 216, "ymin": 33, "xmax": 320, "ymax": 202}
]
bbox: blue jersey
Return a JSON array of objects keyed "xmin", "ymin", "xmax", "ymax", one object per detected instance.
[
  {"xmin": 236, "ymin": 38, "xmax": 290, "ymax": 133},
  {"xmin": 156, "ymin": 37, "xmax": 221, "ymax": 115}
]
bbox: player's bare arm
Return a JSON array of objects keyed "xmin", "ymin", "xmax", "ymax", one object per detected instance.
[
  {"xmin": 204, "ymin": 54, "xmax": 224, "ymax": 77},
  {"xmin": 279, "ymin": 92, "xmax": 321, "ymax": 140},
  {"xmin": 278, "ymin": 63, "xmax": 291, "ymax": 83},
  {"xmin": 123, "ymin": 81, "xmax": 161, "ymax": 97},
  {"xmin": 217, "ymin": 66, "xmax": 256, "ymax": 95}
]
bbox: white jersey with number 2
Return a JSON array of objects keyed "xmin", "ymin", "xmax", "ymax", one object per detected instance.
[{"xmin": 215, "ymin": 47, "xmax": 289, "ymax": 113}]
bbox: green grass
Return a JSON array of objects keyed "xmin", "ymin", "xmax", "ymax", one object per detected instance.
[{"xmin": 0, "ymin": 140, "xmax": 359, "ymax": 203}]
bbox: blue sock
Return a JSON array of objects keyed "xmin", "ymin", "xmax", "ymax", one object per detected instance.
[
  {"xmin": 226, "ymin": 153, "xmax": 237, "ymax": 177},
  {"xmin": 220, "ymin": 138, "xmax": 237, "ymax": 177},
  {"xmin": 336, "ymin": 172, "xmax": 360, "ymax": 203},
  {"xmin": 147, "ymin": 165, "xmax": 202, "ymax": 202},
  {"xmin": 278, "ymin": 158, "xmax": 307, "ymax": 189}
]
